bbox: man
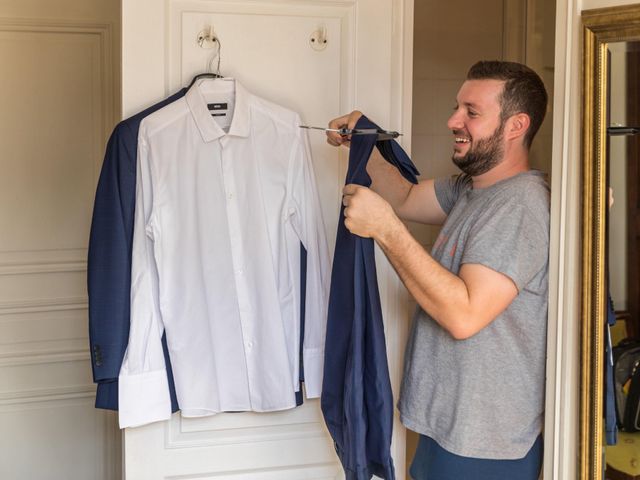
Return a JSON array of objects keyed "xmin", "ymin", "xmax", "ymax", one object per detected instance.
[{"xmin": 326, "ymin": 61, "xmax": 549, "ymax": 479}]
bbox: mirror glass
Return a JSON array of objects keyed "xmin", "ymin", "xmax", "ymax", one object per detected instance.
[{"xmin": 605, "ymin": 39, "xmax": 640, "ymax": 478}]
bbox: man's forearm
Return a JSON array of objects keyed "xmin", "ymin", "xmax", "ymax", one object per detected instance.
[
  {"xmin": 374, "ymin": 217, "xmax": 479, "ymax": 339},
  {"xmin": 366, "ymin": 147, "xmax": 413, "ymax": 213}
]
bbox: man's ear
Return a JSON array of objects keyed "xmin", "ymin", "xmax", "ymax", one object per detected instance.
[{"xmin": 505, "ymin": 113, "xmax": 530, "ymax": 142}]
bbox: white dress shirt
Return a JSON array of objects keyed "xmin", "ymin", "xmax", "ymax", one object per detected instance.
[{"xmin": 118, "ymin": 79, "xmax": 330, "ymax": 428}]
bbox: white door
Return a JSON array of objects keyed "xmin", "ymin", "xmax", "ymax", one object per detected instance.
[
  {"xmin": 122, "ymin": 0, "xmax": 413, "ymax": 478},
  {"xmin": 0, "ymin": 0, "xmax": 120, "ymax": 479}
]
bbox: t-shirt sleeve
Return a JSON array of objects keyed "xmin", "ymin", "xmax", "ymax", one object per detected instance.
[
  {"xmin": 461, "ymin": 201, "xmax": 548, "ymax": 292},
  {"xmin": 434, "ymin": 174, "xmax": 471, "ymax": 215}
]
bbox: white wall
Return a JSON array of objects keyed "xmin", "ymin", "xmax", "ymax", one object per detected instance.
[
  {"xmin": 543, "ymin": 0, "xmax": 583, "ymax": 477},
  {"xmin": 527, "ymin": 0, "xmax": 557, "ymax": 175},
  {"xmin": 410, "ymin": 0, "xmax": 505, "ymax": 249}
]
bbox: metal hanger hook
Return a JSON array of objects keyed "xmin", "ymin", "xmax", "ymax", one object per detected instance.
[{"xmin": 206, "ymin": 36, "xmax": 222, "ymax": 76}]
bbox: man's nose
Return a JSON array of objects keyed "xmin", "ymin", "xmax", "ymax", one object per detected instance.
[{"xmin": 447, "ymin": 110, "xmax": 464, "ymax": 131}]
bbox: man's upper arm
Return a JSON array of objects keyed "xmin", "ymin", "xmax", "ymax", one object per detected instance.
[
  {"xmin": 457, "ymin": 263, "xmax": 519, "ymax": 338},
  {"xmin": 396, "ymin": 179, "xmax": 447, "ymax": 225}
]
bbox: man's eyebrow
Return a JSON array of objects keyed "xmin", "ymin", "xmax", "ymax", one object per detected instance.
[
  {"xmin": 462, "ymin": 101, "xmax": 480, "ymax": 109},
  {"xmin": 453, "ymin": 101, "xmax": 481, "ymax": 109}
]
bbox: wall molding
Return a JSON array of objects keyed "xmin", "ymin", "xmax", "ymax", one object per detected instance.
[
  {"xmin": 0, "ymin": 16, "xmax": 112, "ymax": 33},
  {"xmin": 0, "ymin": 14, "xmax": 116, "ymax": 207},
  {"xmin": 167, "ymin": 0, "xmax": 355, "ymax": 96},
  {"xmin": 0, "ymin": 11, "xmax": 114, "ymax": 166},
  {"xmin": 164, "ymin": 462, "xmax": 341, "ymax": 480},
  {"xmin": 0, "ymin": 348, "xmax": 89, "ymax": 367},
  {"xmin": 0, "ymin": 261, "xmax": 87, "ymax": 276},
  {"xmin": 166, "ymin": 413, "xmax": 327, "ymax": 449},
  {"xmin": 0, "ymin": 296, "xmax": 87, "ymax": 314},
  {"xmin": 544, "ymin": 0, "xmax": 581, "ymax": 478},
  {"xmin": 0, "ymin": 384, "xmax": 95, "ymax": 407},
  {"xmin": 0, "ymin": 248, "xmax": 87, "ymax": 268}
]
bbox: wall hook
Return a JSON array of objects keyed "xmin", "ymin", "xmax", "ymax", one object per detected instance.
[
  {"xmin": 309, "ymin": 25, "xmax": 328, "ymax": 51},
  {"xmin": 197, "ymin": 25, "xmax": 219, "ymax": 50}
]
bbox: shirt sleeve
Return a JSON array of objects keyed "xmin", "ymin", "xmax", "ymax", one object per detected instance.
[
  {"xmin": 461, "ymin": 200, "xmax": 548, "ymax": 292},
  {"xmin": 434, "ymin": 174, "xmax": 471, "ymax": 214},
  {"xmin": 87, "ymin": 123, "xmax": 137, "ymax": 388},
  {"xmin": 118, "ymin": 126, "xmax": 172, "ymax": 428},
  {"xmin": 287, "ymin": 124, "xmax": 330, "ymax": 398}
]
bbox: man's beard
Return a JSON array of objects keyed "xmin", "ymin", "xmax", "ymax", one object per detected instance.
[{"xmin": 452, "ymin": 121, "xmax": 505, "ymax": 176}]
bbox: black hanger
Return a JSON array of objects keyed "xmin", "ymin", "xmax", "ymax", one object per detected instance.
[{"xmin": 187, "ymin": 72, "xmax": 223, "ymax": 90}]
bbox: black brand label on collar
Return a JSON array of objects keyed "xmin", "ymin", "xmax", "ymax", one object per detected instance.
[
  {"xmin": 211, "ymin": 113, "xmax": 226, "ymax": 117},
  {"xmin": 207, "ymin": 103, "xmax": 228, "ymax": 110}
]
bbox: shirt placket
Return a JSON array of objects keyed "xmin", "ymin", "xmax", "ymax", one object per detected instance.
[{"xmin": 219, "ymin": 137, "xmax": 257, "ymax": 407}]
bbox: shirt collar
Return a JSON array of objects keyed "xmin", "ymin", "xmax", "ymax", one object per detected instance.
[{"xmin": 185, "ymin": 78, "xmax": 250, "ymax": 142}]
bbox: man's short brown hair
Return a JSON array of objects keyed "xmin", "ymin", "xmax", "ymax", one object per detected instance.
[{"xmin": 467, "ymin": 61, "xmax": 548, "ymax": 149}]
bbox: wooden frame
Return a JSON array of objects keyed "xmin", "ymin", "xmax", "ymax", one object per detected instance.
[{"xmin": 581, "ymin": 4, "xmax": 640, "ymax": 479}]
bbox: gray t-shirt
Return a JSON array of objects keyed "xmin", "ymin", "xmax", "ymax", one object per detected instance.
[{"xmin": 398, "ymin": 170, "xmax": 550, "ymax": 459}]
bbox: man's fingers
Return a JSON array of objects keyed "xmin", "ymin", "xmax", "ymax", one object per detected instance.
[
  {"xmin": 326, "ymin": 110, "xmax": 363, "ymax": 147},
  {"xmin": 342, "ymin": 184, "xmax": 358, "ymax": 195},
  {"xmin": 326, "ymin": 131, "xmax": 347, "ymax": 146},
  {"xmin": 347, "ymin": 110, "xmax": 363, "ymax": 130},
  {"xmin": 342, "ymin": 184, "xmax": 361, "ymax": 207},
  {"xmin": 328, "ymin": 113, "xmax": 348, "ymax": 128},
  {"xmin": 327, "ymin": 114, "xmax": 349, "ymax": 145}
]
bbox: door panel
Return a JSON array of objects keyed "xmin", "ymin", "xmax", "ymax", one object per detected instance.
[
  {"xmin": 0, "ymin": 2, "xmax": 120, "ymax": 479},
  {"xmin": 122, "ymin": 0, "xmax": 411, "ymax": 478}
]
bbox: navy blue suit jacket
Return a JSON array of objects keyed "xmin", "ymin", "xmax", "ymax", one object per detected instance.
[
  {"xmin": 88, "ymin": 88, "xmax": 307, "ymax": 411},
  {"xmin": 321, "ymin": 116, "xmax": 419, "ymax": 479},
  {"xmin": 87, "ymin": 91, "xmax": 186, "ymax": 411}
]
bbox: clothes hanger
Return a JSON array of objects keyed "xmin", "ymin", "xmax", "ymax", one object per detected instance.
[
  {"xmin": 187, "ymin": 72, "xmax": 223, "ymax": 90},
  {"xmin": 299, "ymin": 125, "xmax": 402, "ymax": 141},
  {"xmin": 187, "ymin": 34, "xmax": 225, "ymax": 89}
]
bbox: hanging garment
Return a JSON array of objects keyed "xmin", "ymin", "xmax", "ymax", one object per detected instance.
[
  {"xmin": 321, "ymin": 116, "xmax": 419, "ymax": 480},
  {"xmin": 88, "ymin": 90, "xmax": 186, "ymax": 412},
  {"xmin": 605, "ymin": 293, "xmax": 618, "ymax": 445},
  {"xmin": 118, "ymin": 79, "xmax": 330, "ymax": 428}
]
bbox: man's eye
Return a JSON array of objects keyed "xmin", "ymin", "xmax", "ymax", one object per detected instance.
[{"xmin": 468, "ymin": 111, "xmax": 478, "ymax": 117}]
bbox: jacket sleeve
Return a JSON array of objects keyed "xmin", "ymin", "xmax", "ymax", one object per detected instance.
[
  {"xmin": 87, "ymin": 123, "xmax": 137, "ymax": 389},
  {"xmin": 287, "ymin": 124, "xmax": 330, "ymax": 398},
  {"xmin": 117, "ymin": 126, "xmax": 172, "ymax": 428}
]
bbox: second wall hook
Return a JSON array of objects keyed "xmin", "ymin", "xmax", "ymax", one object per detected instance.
[
  {"xmin": 309, "ymin": 25, "xmax": 328, "ymax": 51},
  {"xmin": 197, "ymin": 25, "xmax": 219, "ymax": 49}
]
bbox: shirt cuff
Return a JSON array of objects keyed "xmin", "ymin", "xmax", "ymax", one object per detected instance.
[
  {"xmin": 118, "ymin": 369, "xmax": 172, "ymax": 428},
  {"xmin": 303, "ymin": 348, "xmax": 324, "ymax": 398}
]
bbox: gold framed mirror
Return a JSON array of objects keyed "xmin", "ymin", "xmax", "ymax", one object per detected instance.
[{"xmin": 582, "ymin": 4, "xmax": 640, "ymax": 479}]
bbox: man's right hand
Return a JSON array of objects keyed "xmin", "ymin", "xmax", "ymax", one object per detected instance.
[
  {"xmin": 326, "ymin": 110, "xmax": 364, "ymax": 148},
  {"xmin": 326, "ymin": 110, "xmax": 447, "ymax": 227}
]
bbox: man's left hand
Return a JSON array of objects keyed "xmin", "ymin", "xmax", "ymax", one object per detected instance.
[{"xmin": 342, "ymin": 184, "xmax": 400, "ymax": 239}]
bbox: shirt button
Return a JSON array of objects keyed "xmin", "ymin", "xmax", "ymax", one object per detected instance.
[
  {"xmin": 237, "ymin": 269, "xmax": 244, "ymax": 275},
  {"xmin": 228, "ymin": 193, "xmax": 234, "ymax": 199},
  {"xmin": 247, "ymin": 341, "xmax": 254, "ymax": 348}
]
